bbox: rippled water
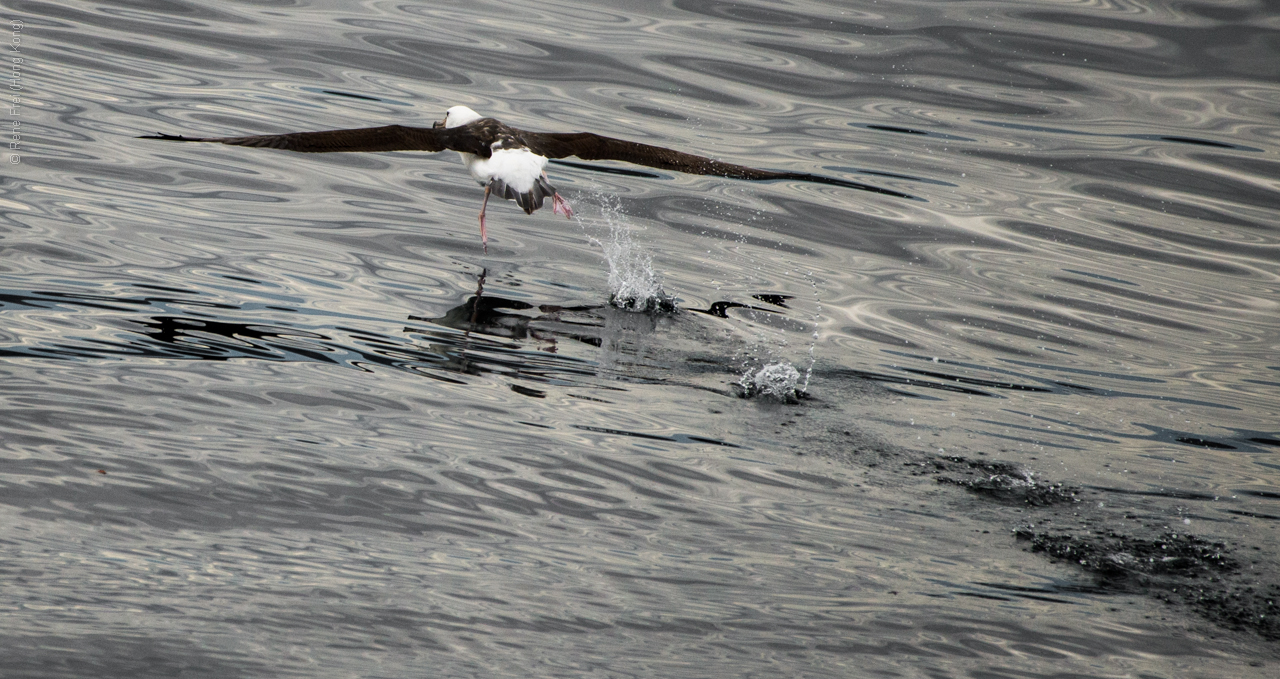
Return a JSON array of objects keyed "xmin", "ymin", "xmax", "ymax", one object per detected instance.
[{"xmin": 5, "ymin": 0, "xmax": 1278, "ymax": 676}]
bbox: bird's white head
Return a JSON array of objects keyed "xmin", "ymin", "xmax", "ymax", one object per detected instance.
[{"xmin": 440, "ymin": 106, "xmax": 483, "ymax": 129}]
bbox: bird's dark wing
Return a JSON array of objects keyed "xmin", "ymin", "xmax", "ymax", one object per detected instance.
[
  {"xmin": 139, "ymin": 124, "xmax": 449, "ymax": 153},
  {"xmin": 523, "ymin": 131, "xmax": 916, "ymax": 199},
  {"xmin": 522, "ymin": 132, "xmax": 780, "ymax": 179}
]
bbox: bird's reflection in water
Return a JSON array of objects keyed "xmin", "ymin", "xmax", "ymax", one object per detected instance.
[
  {"xmin": 413, "ymin": 268, "xmax": 604, "ymax": 354},
  {"xmin": 0, "ymin": 276, "xmax": 678, "ymax": 387},
  {"xmin": 412, "ymin": 269, "xmax": 667, "ymax": 378}
]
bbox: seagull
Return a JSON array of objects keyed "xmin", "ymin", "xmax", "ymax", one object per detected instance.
[{"xmin": 141, "ymin": 106, "xmax": 911, "ymax": 250}]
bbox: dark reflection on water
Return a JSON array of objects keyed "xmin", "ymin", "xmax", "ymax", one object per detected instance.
[
  {"xmin": 0, "ymin": 285, "xmax": 608, "ymax": 386},
  {"xmin": 5, "ymin": 0, "xmax": 1279, "ymax": 675},
  {"xmin": 976, "ymin": 120, "xmax": 1263, "ymax": 152}
]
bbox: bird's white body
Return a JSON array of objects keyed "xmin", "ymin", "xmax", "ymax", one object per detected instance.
[
  {"xmin": 439, "ymin": 106, "xmax": 570, "ymax": 249},
  {"xmin": 444, "ymin": 105, "xmax": 548, "ymax": 193},
  {"xmin": 466, "ymin": 147, "xmax": 548, "ymax": 194}
]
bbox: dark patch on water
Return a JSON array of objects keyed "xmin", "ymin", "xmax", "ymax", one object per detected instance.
[
  {"xmin": 906, "ymin": 450, "xmax": 1280, "ymax": 640},
  {"xmin": 688, "ymin": 300, "xmax": 782, "ymax": 319},
  {"xmin": 751, "ymin": 293, "xmax": 791, "ymax": 308},
  {"xmin": 856, "ymin": 124, "xmax": 975, "ymax": 142},
  {"xmin": 1082, "ymin": 486, "xmax": 1219, "ymax": 501},
  {"xmin": 866, "ymin": 124, "xmax": 927, "ymax": 136},
  {"xmin": 1224, "ymin": 509, "xmax": 1280, "ymax": 521},
  {"xmin": 0, "ymin": 288, "xmax": 605, "ymax": 388},
  {"xmin": 1176, "ymin": 437, "xmax": 1236, "ymax": 450},
  {"xmin": 834, "ymin": 368, "xmax": 998, "ymax": 397},
  {"xmin": 320, "ymin": 89, "xmax": 381, "ymax": 101},
  {"xmin": 863, "ymin": 426, "xmax": 1280, "ymax": 642},
  {"xmin": 1014, "ymin": 529, "xmax": 1237, "ymax": 578},
  {"xmin": 570, "ymin": 424, "xmax": 741, "ymax": 448},
  {"xmin": 1013, "ymin": 528, "xmax": 1279, "ymax": 640},
  {"xmin": 973, "ymin": 120, "xmax": 1263, "ymax": 152},
  {"xmin": 926, "ymin": 456, "xmax": 1079, "ymax": 507},
  {"xmin": 511, "ymin": 384, "xmax": 547, "ymax": 398}
]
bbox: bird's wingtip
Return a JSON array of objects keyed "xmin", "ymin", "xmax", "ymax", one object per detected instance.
[{"xmin": 138, "ymin": 133, "xmax": 193, "ymax": 141}]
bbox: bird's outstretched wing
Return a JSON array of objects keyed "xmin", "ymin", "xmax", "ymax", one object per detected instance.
[
  {"xmin": 523, "ymin": 132, "xmax": 781, "ymax": 179},
  {"xmin": 522, "ymin": 131, "xmax": 915, "ymax": 199},
  {"xmin": 140, "ymin": 120, "xmax": 917, "ymax": 199},
  {"xmin": 139, "ymin": 124, "xmax": 449, "ymax": 153}
]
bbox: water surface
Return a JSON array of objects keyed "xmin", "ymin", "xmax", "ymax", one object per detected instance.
[{"xmin": 4, "ymin": 0, "xmax": 1278, "ymax": 676}]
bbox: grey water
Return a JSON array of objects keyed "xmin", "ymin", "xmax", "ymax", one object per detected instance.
[{"xmin": 3, "ymin": 0, "xmax": 1278, "ymax": 676}]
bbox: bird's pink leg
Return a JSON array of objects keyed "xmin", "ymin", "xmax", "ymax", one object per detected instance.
[
  {"xmin": 552, "ymin": 192, "xmax": 573, "ymax": 219},
  {"xmin": 478, "ymin": 184, "xmax": 491, "ymax": 252}
]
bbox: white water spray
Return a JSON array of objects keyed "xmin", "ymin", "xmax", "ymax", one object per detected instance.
[
  {"xmin": 801, "ymin": 269, "xmax": 821, "ymax": 394},
  {"xmin": 578, "ymin": 192, "xmax": 676, "ymax": 312},
  {"xmin": 729, "ymin": 264, "xmax": 823, "ymax": 401},
  {"xmin": 738, "ymin": 361, "xmax": 803, "ymax": 401}
]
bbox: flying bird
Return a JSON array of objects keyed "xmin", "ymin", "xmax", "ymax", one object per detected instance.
[{"xmin": 141, "ymin": 106, "xmax": 911, "ymax": 250}]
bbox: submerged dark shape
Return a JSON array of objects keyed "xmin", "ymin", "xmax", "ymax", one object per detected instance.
[
  {"xmin": 894, "ymin": 445, "xmax": 1278, "ymax": 640},
  {"xmin": 140, "ymin": 105, "xmax": 915, "ymax": 250},
  {"xmin": 1013, "ymin": 527, "xmax": 1278, "ymax": 640},
  {"xmin": 1014, "ymin": 528, "xmax": 1236, "ymax": 578},
  {"xmin": 930, "ymin": 455, "xmax": 1079, "ymax": 506}
]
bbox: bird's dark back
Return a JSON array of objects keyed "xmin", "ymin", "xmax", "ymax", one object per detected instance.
[{"xmin": 442, "ymin": 119, "xmax": 523, "ymax": 157}]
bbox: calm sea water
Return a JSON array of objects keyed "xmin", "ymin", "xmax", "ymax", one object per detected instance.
[{"xmin": 3, "ymin": 0, "xmax": 1277, "ymax": 676}]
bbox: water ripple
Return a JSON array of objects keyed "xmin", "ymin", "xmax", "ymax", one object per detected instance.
[{"xmin": 5, "ymin": 0, "xmax": 1279, "ymax": 673}]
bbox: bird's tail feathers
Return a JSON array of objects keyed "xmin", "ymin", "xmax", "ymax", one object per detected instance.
[{"xmin": 489, "ymin": 175, "xmax": 557, "ymax": 215}]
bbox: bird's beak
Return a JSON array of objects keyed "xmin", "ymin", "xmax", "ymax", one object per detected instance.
[{"xmin": 433, "ymin": 119, "xmax": 444, "ymax": 129}]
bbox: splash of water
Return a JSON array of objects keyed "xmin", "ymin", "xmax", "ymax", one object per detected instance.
[
  {"xmin": 578, "ymin": 193, "xmax": 676, "ymax": 312},
  {"xmin": 727, "ymin": 264, "xmax": 822, "ymax": 400},
  {"xmin": 737, "ymin": 361, "xmax": 803, "ymax": 402}
]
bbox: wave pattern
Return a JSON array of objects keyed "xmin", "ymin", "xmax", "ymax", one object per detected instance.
[{"xmin": 3, "ymin": 0, "xmax": 1278, "ymax": 675}]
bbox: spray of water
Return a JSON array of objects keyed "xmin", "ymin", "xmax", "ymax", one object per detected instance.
[
  {"xmin": 726, "ymin": 263, "xmax": 822, "ymax": 401},
  {"xmin": 801, "ymin": 269, "xmax": 821, "ymax": 394},
  {"xmin": 569, "ymin": 187, "xmax": 822, "ymax": 401},
  {"xmin": 577, "ymin": 192, "xmax": 677, "ymax": 312},
  {"xmin": 737, "ymin": 361, "xmax": 803, "ymax": 402}
]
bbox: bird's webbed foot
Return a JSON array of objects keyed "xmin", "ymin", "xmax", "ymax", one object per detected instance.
[{"xmin": 552, "ymin": 192, "xmax": 573, "ymax": 219}]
